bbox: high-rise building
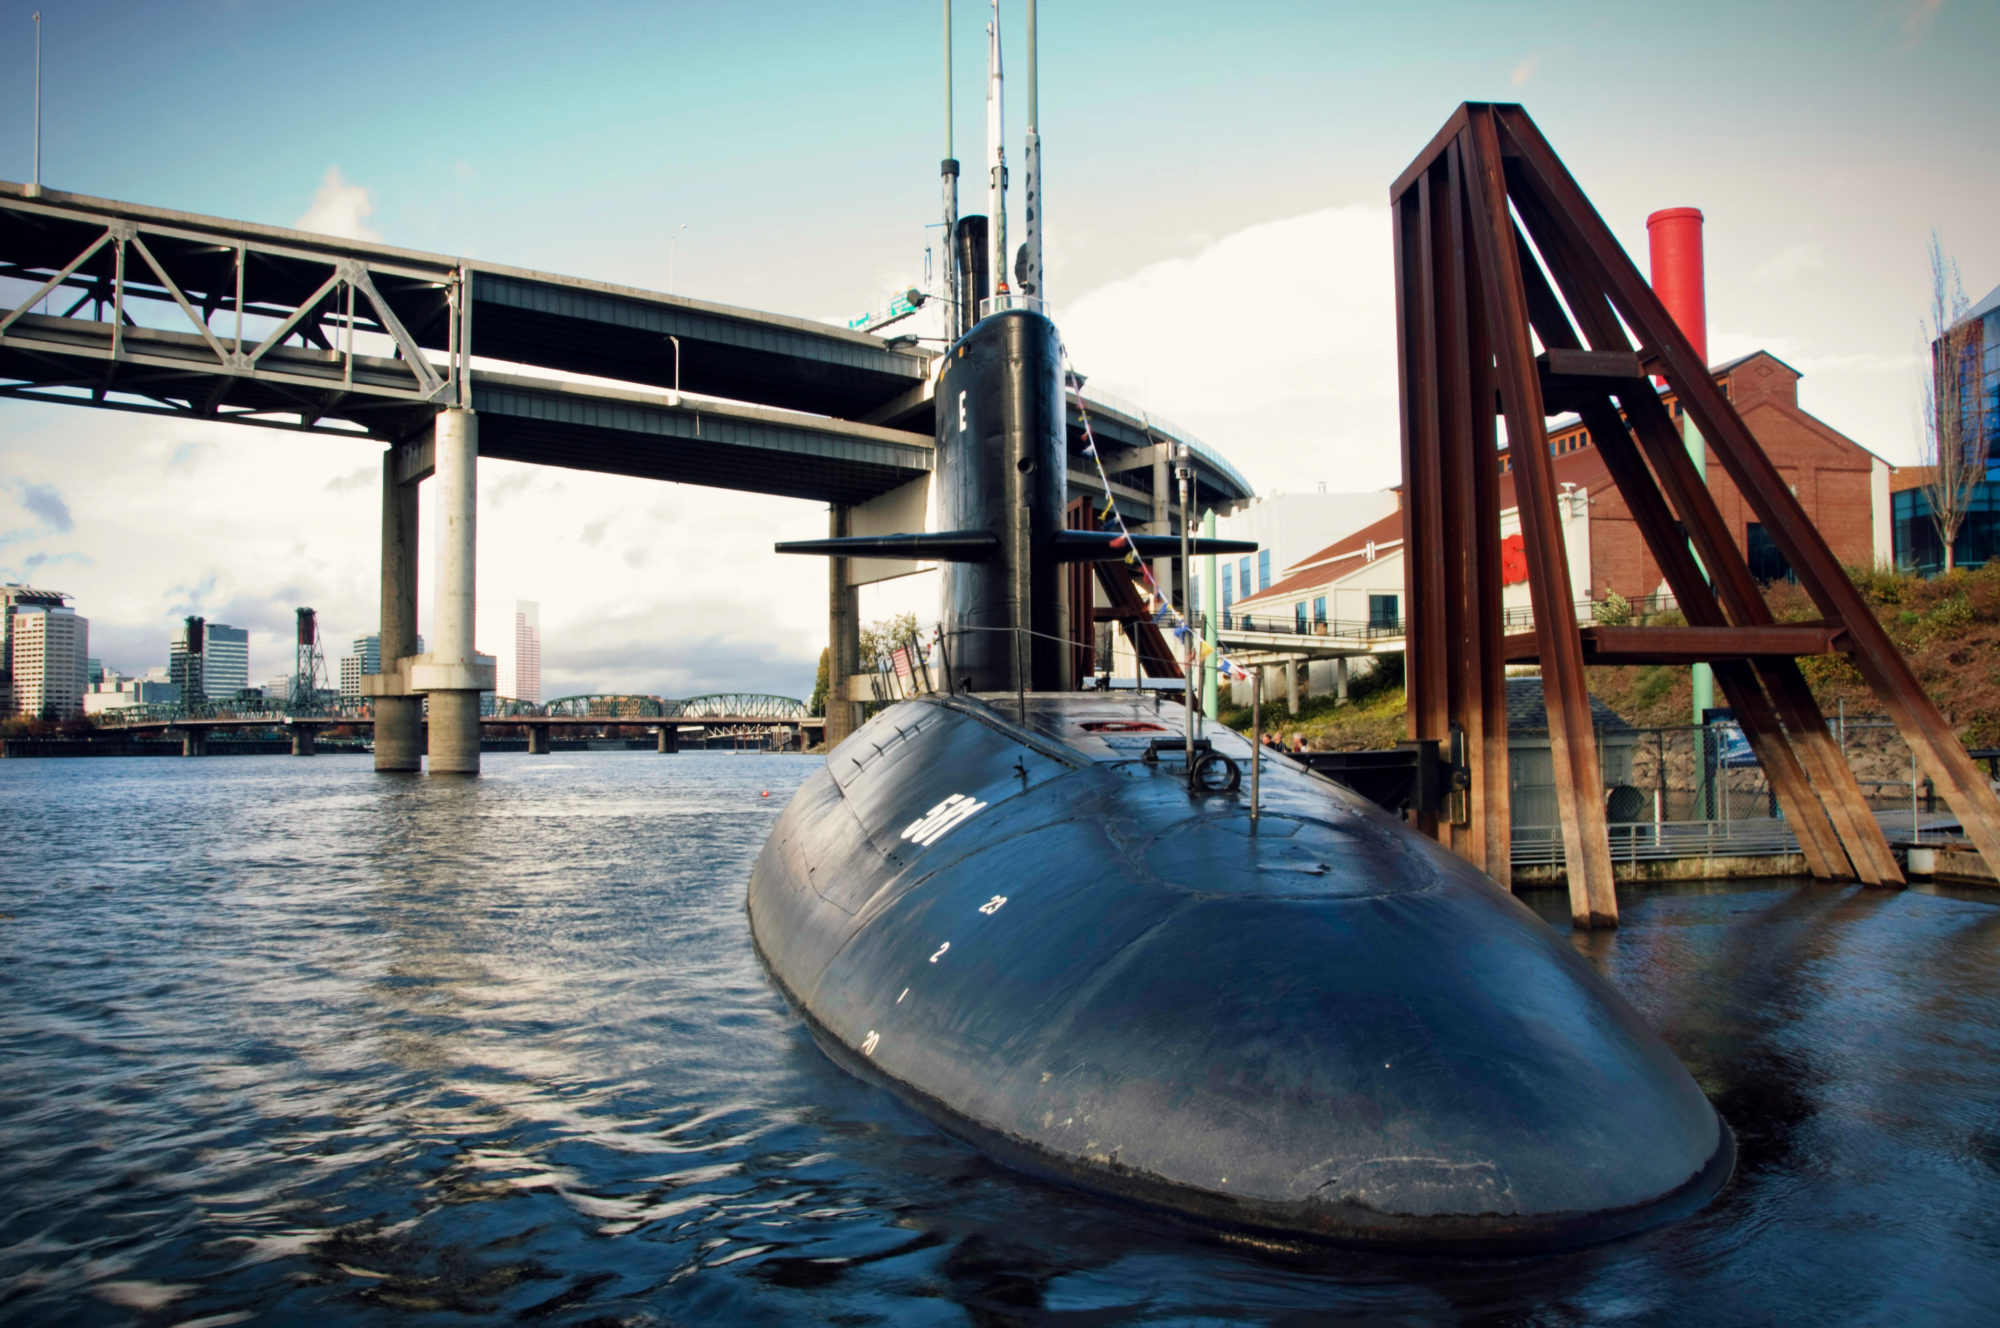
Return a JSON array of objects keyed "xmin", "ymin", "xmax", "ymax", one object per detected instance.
[
  {"xmin": 205, "ymin": 623, "xmax": 249, "ymax": 700},
  {"xmin": 2, "ymin": 584, "xmax": 72, "ymax": 716},
  {"xmin": 351, "ymin": 633, "xmax": 422, "ymax": 679},
  {"xmin": 338, "ymin": 655, "xmax": 362, "ymax": 700},
  {"xmin": 10, "ymin": 603, "xmax": 89, "ymax": 719},
  {"xmin": 493, "ymin": 601, "xmax": 542, "ymax": 703},
  {"xmin": 170, "ymin": 617, "xmax": 206, "ymax": 704}
]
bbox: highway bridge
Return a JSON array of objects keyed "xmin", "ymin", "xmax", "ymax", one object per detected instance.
[
  {"xmin": 0, "ymin": 180, "xmax": 1255, "ymax": 773},
  {"xmin": 89, "ymin": 693, "xmax": 819, "ymax": 756}
]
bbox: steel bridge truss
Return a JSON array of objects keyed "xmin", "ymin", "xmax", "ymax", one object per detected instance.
[
  {"xmin": 0, "ymin": 192, "xmax": 465, "ymax": 440},
  {"xmin": 93, "ymin": 689, "xmax": 812, "ymax": 729}
]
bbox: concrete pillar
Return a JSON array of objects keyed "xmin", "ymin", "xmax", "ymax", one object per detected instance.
[
  {"xmin": 1285, "ymin": 658, "xmax": 1298, "ymax": 716},
  {"xmin": 426, "ymin": 408, "xmax": 482, "ymax": 774},
  {"xmin": 1334, "ymin": 656, "xmax": 1350, "ymax": 703},
  {"xmin": 374, "ymin": 450, "xmax": 423, "ymax": 772},
  {"xmin": 526, "ymin": 724, "xmax": 549, "ymax": 755},
  {"xmin": 180, "ymin": 728, "xmax": 204, "ymax": 757},
  {"xmin": 657, "ymin": 725, "xmax": 678, "ymax": 754},
  {"xmin": 291, "ymin": 726, "xmax": 316, "ymax": 756},
  {"xmin": 825, "ymin": 503, "xmax": 863, "ymax": 747}
]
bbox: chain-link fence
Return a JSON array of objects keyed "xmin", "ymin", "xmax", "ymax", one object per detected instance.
[{"xmin": 1510, "ymin": 713, "xmax": 1985, "ymax": 867}]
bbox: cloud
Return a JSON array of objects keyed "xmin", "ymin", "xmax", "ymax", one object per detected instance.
[
  {"xmin": 580, "ymin": 519, "xmax": 608, "ymax": 547},
  {"xmin": 297, "ymin": 168, "xmax": 382, "ymax": 241},
  {"xmin": 1750, "ymin": 243, "xmax": 1826, "ymax": 284},
  {"xmin": 488, "ymin": 471, "xmax": 535, "ymax": 506},
  {"xmin": 1510, "ymin": 54, "xmax": 1539, "ymax": 87},
  {"xmin": 1059, "ymin": 206, "xmax": 1401, "ymax": 492},
  {"xmin": 169, "ymin": 441, "xmax": 203, "ymax": 469},
  {"xmin": 22, "ymin": 551, "xmax": 89, "ymax": 573},
  {"xmin": 13, "ymin": 480, "xmax": 73, "ymax": 532},
  {"xmin": 325, "ymin": 465, "xmax": 376, "ymax": 494}
]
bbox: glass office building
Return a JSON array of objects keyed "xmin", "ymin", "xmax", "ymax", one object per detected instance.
[{"xmin": 1896, "ymin": 283, "xmax": 1999, "ymax": 576}]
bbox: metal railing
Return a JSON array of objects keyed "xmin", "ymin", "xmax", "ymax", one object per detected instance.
[
  {"xmin": 1512, "ymin": 816, "xmax": 1800, "ymax": 868},
  {"xmin": 1196, "ymin": 591, "xmax": 1684, "ymax": 644}
]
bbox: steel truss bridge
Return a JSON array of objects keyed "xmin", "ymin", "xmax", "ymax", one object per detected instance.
[
  {"xmin": 0, "ymin": 181, "xmax": 1253, "ymax": 518},
  {"xmin": 91, "ymin": 692, "xmax": 812, "ymax": 729},
  {"xmin": 2, "ymin": 179, "xmax": 1253, "ymax": 769}
]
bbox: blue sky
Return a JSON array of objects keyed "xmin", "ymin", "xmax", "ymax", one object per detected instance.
[{"xmin": 2, "ymin": 0, "xmax": 1995, "ymax": 696}]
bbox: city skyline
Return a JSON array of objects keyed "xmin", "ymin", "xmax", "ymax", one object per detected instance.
[{"xmin": 1, "ymin": 1, "xmax": 1995, "ymax": 699}]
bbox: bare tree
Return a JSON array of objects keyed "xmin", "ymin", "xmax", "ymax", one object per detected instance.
[{"xmin": 1919, "ymin": 231, "xmax": 1988, "ymax": 573}]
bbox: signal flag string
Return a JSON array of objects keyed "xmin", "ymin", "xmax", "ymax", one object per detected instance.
[{"xmin": 1058, "ymin": 343, "xmax": 1249, "ymax": 685}]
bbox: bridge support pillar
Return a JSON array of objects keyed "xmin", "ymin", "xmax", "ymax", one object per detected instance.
[
  {"xmin": 180, "ymin": 728, "xmax": 205, "ymax": 757},
  {"xmin": 825, "ymin": 503, "xmax": 863, "ymax": 748},
  {"xmin": 1335, "ymin": 656, "xmax": 1349, "ymax": 704},
  {"xmin": 526, "ymin": 724, "xmax": 550, "ymax": 755},
  {"xmin": 1285, "ymin": 657, "xmax": 1299, "ymax": 716},
  {"xmin": 372, "ymin": 449, "xmax": 424, "ymax": 771},
  {"xmin": 658, "ymin": 725, "xmax": 679, "ymax": 754},
  {"xmin": 291, "ymin": 726, "xmax": 317, "ymax": 756},
  {"xmin": 420, "ymin": 408, "xmax": 489, "ymax": 775}
]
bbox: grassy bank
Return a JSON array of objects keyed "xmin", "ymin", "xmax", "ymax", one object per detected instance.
[{"xmin": 1215, "ymin": 564, "xmax": 2000, "ymax": 750}]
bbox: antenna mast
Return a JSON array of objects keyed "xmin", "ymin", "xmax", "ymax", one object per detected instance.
[
  {"xmin": 986, "ymin": 0, "xmax": 1008, "ymax": 298},
  {"xmin": 30, "ymin": 12, "xmax": 42, "ymax": 196},
  {"xmin": 942, "ymin": 1, "xmax": 959, "ymax": 337},
  {"xmin": 1021, "ymin": 0, "xmax": 1041, "ymax": 303}
]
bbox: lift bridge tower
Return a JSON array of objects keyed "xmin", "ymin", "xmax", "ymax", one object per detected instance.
[{"xmin": 290, "ymin": 608, "xmax": 328, "ymax": 712}]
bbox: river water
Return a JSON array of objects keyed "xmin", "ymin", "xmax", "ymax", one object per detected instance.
[{"xmin": 3, "ymin": 751, "xmax": 1998, "ymax": 1326}]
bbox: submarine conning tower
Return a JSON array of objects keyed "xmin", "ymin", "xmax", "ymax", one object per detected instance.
[
  {"xmin": 773, "ymin": 295, "xmax": 1256, "ymax": 696},
  {"xmin": 936, "ymin": 305, "xmax": 1070, "ymax": 694}
]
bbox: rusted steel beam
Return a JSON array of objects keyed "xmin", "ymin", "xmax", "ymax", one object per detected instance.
[
  {"xmin": 1455, "ymin": 146, "xmax": 1512, "ymax": 883},
  {"xmin": 1092, "ymin": 562, "xmax": 1182, "ymax": 680},
  {"xmin": 1569, "ymin": 403, "xmax": 1854, "ymax": 882},
  {"xmin": 1507, "ymin": 180, "xmax": 1872, "ymax": 880},
  {"xmin": 1438, "ymin": 141, "xmax": 1509, "ymax": 879},
  {"xmin": 1396, "ymin": 155, "xmax": 1450, "ymax": 841},
  {"xmin": 1501, "ymin": 623, "xmax": 1845, "ymax": 664},
  {"xmin": 1461, "ymin": 108, "xmax": 1616, "ymax": 928},
  {"xmin": 1499, "ymin": 120, "xmax": 1900, "ymax": 884}
]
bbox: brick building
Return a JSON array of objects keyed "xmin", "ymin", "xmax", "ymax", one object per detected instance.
[
  {"xmin": 1234, "ymin": 351, "xmax": 1890, "ymax": 657},
  {"xmin": 1504, "ymin": 350, "xmax": 1891, "ymax": 596}
]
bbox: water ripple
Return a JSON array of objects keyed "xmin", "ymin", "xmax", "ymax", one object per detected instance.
[{"xmin": 4, "ymin": 752, "xmax": 2000, "ymax": 1322}]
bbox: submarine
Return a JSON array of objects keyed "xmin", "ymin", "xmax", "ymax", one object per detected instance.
[{"xmin": 747, "ymin": 2, "xmax": 1731, "ymax": 1252}]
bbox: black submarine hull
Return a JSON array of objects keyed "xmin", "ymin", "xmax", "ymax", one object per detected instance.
[{"xmin": 747, "ymin": 692, "xmax": 1733, "ymax": 1251}]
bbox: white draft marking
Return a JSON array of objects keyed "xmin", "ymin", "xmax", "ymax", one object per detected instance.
[
  {"xmin": 897, "ymin": 988, "xmax": 909, "ymax": 1003},
  {"xmin": 901, "ymin": 793, "xmax": 988, "ymax": 848},
  {"xmin": 929, "ymin": 942, "xmax": 950, "ymax": 964},
  {"xmin": 957, "ymin": 390, "xmax": 968, "ymax": 433},
  {"xmin": 862, "ymin": 1030, "xmax": 880, "ymax": 1055},
  {"xmin": 978, "ymin": 895, "xmax": 1008, "ymax": 915}
]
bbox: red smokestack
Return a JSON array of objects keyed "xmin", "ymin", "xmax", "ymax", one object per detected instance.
[{"xmin": 1646, "ymin": 207, "xmax": 1707, "ymax": 366}]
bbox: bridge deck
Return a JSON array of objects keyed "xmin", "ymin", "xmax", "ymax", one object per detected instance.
[{"xmin": 0, "ymin": 181, "xmax": 1255, "ymax": 513}]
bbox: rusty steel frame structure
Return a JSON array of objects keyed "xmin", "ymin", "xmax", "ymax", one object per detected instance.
[{"xmin": 1392, "ymin": 103, "xmax": 2000, "ymax": 930}]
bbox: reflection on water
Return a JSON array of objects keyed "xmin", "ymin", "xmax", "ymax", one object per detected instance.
[{"xmin": 4, "ymin": 752, "xmax": 1999, "ymax": 1324}]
